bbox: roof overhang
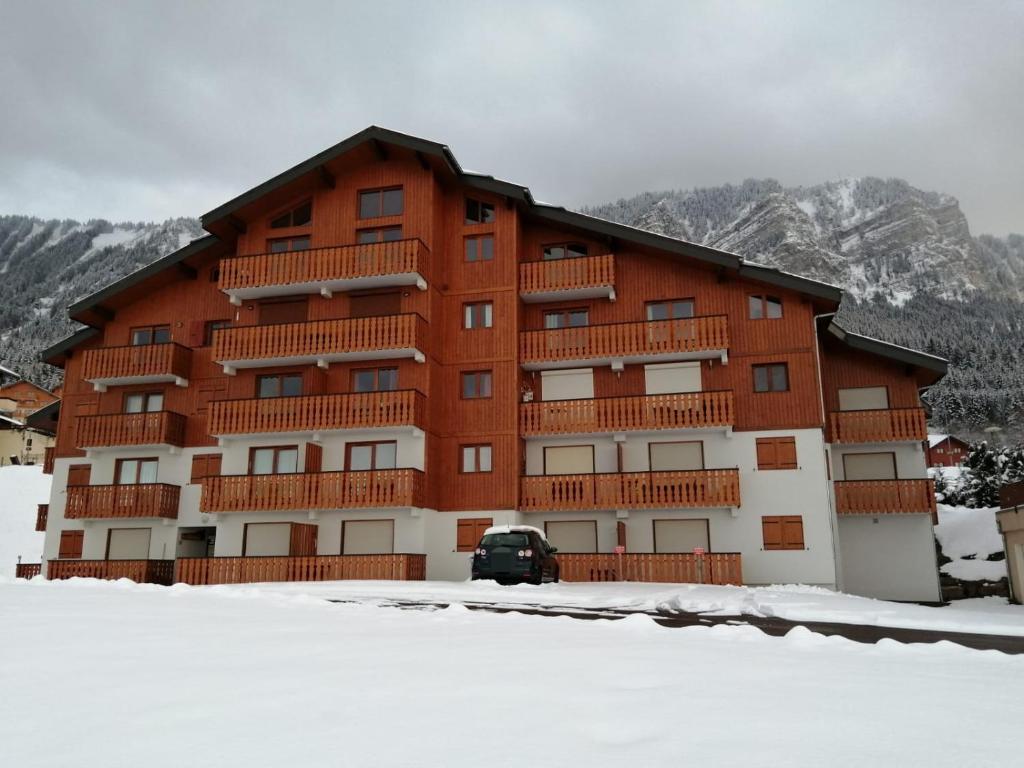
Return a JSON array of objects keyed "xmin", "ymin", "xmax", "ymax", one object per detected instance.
[
  {"xmin": 825, "ymin": 320, "xmax": 948, "ymax": 386},
  {"xmin": 40, "ymin": 327, "xmax": 100, "ymax": 368}
]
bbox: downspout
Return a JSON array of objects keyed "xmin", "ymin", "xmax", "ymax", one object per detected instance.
[{"xmin": 812, "ymin": 312, "xmax": 843, "ymax": 591}]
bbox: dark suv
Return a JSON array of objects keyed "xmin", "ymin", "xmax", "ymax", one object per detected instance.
[{"xmin": 471, "ymin": 527, "xmax": 560, "ymax": 585}]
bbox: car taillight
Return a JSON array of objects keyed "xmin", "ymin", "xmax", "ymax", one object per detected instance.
[{"xmin": 518, "ymin": 549, "xmax": 533, "ymax": 558}]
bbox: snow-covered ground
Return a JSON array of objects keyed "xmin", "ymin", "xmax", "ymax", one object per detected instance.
[
  {"xmin": 934, "ymin": 503, "xmax": 1006, "ymax": 581},
  {"xmin": 0, "ymin": 465, "xmax": 49, "ymax": 576},
  {"xmin": 1, "ymin": 578, "xmax": 1021, "ymax": 768}
]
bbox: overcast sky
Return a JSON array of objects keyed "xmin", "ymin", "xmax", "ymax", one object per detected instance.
[{"xmin": 2, "ymin": 0, "xmax": 1021, "ymax": 235}]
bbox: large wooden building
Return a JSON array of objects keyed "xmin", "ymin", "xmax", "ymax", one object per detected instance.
[{"xmin": 37, "ymin": 127, "xmax": 946, "ymax": 599}]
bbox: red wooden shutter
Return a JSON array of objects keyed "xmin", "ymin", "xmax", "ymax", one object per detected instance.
[
  {"xmin": 456, "ymin": 518, "xmax": 493, "ymax": 552},
  {"xmin": 617, "ymin": 520, "xmax": 627, "ymax": 549},
  {"xmin": 782, "ymin": 516, "xmax": 805, "ymax": 549},
  {"xmin": 208, "ymin": 454, "xmax": 222, "ymax": 477},
  {"xmin": 289, "ymin": 523, "xmax": 318, "ymax": 557},
  {"xmin": 305, "ymin": 443, "xmax": 323, "ymax": 473},
  {"xmin": 59, "ymin": 530, "xmax": 84, "ymax": 559},
  {"xmin": 190, "ymin": 454, "xmax": 222, "ymax": 482},
  {"xmin": 187, "ymin": 320, "xmax": 205, "ymax": 348},
  {"xmin": 776, "ymin": 438, "xmax": 798, "ymax": 469},
  {"xmin": 761, "ymin": 517, "xmax": 783, "ymax": 549},
  {"xmin": 756, "ymin": 439, "xmax": 777, "ymax": 470},
  {"xmin": 67, "ymin": 464, "xmax": 91, "ymax": 486}
]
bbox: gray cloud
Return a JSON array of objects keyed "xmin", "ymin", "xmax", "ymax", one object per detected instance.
[{"xmin": 1, "ymin": 0, "xmax": 1021, "ymax": 234}]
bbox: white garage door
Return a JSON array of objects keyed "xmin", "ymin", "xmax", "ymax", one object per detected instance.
[
  {"xmin": 343, "ymin": 520, "xmax": 394, "ymax": 554},
  {"xmin": 107, "ymin": 528, "xmax": 151, "ymax": 560},
  {"xmin": 838, "ymin": 386, "xmax": 889, "ymax": 411},
  {"xmin": 244, "ymin": 523, "xmax": 291, "ymax": 556},
  {"xmin": 653, "ymin": 520, "xmax": 710, "ymax": 553},
  {"xmin": 545, "ymin": 521, "xmax": 597, "ymax": 553}
]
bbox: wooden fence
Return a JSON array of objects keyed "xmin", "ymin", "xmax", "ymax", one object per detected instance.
[
  {"xmin": 829, "ymin": 408, "xmax": 927, "ymax": 443},
  {"xmin": 15, "ymin": 562, "xmax": 41, "ymax": 579},
  {"xmin": 47, "ymin": 559, "xmax": 175, "ymax": 585},
  {"xmin": 521, "ymin": 391, "xmax": 734, "ymax": 435},
  {"xmin": 174, "ymin": 554, "xmax": 427, "ymax": 585},
  {"xmin": 519, "ymin": 253, "xmax": 615, "ymax": 296},
  {"xmin": 834, "ymin": 479, "xmax": 937, "ymax": 521},
  {"xmin": 76, "ymin": 411, "xmax": 187, "ymax": 448},
  {"xmin": 557, "ymin": 553, "xmax": 742, "ymax": 585},
  {"xmin": 64, "ymin": 483, "xmax": 181, "ymax": 519},
  {"xmin": 82, "ymin": 343, "xmax": 191, "ymax": 383}
]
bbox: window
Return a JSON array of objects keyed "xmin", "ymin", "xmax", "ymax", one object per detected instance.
[
  {"xmin": 268, "ymin": 236, "xmax": 311, "ymax": 253},
  {"xmin": 749, "ymin": 295, "xmax": 783, "ymax": 319},
  {"xmin": 130, "ymin": 325, "xmax": 171, "ymax": 346},
  {"xmin": 456, "ymin": 518, "xmax": 493, "ymax": 552},
  {"xmin": 190, "ymin": 454, "xmax": 222, "ymax": 483},
  {"xmin": 115, "ymin": 458, "xmax": 159, "ymax": 485},
  {"xmin": 461, "ymin": 370, "xmax": 492, "ymax": 399},
  {"xmin": 203, "ymin": 319, "xmax": 231, "ymax": 346},
  {"xmin": 753, "ymin": 363, "xmax": 789, "ymax": 393},
  {"xmin": 465, "ymin": 198, "xmax": 495, "ymax": 225},
  {"xmin": 352, "ymin": 367, "xmax": 398, "ymax": 393},
  {"xmin": 543, "ymin": 308, "xmax": 589, "ymax": 329},
  {"xmin": 762, "ymin": 516, "xmax": 804, "ymax": 550},
  {"xmin": 357, "ymin": 226, "xmax": 403, "ymax": 244},
  {"xmin": 646, "ymin": 299, "xmax": 695, "ymax": 321},
  {"xmin": 358, "ymin": 187, "xmax": 403, "ymax": 219},
  {"xmin": 270, "ymin": 201, "xmax": 312, "ymax": 229},
  {"xmin": 124, "ymin": 392, "xmax": 163, "ymax": 413},
  {"xmin": 249, "ymin": 446, "xmax": 299, "ymax": 475},
  {"xmin": 346, "ymin": 441, "xmax": 398, "ymax": 471},
  {"xmin": 58, "ymin": 530, "xmax": 84, "ymax": 559},
  {"xmin": 463, "ymin": 302, "xmax": 493, "ymax": 329},
  {"xmin": 257, "ymin": 374, "xmax": 303, "ymax": 399},
  {"xmin": 461, "ymin": 444, "xmax": 492, "ymax": 473},
  {"xmin": 756, "ymin": 437, "xmax": 798, "ymax": 470},
  {"xmin": 542, "ymin": 242, "xmax": 588, "ymax": 260},
  {"xmin": 465, "ymin": 235, "xmax": 494, "ymax": 262}
]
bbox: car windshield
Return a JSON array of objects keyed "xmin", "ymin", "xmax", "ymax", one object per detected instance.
[{"xmin": 480, "ymin": 533, "xmax": 530, "ymax": 548}]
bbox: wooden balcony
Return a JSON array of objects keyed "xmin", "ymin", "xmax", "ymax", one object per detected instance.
[
  {"xmin": 47, "ymin": 559, "xmax": 175, "ymax": 585},
  {"xmin": 43, "ymin": 446, "xmax": 54, "ymax": 475},
  {"xmin": 829, "ymin": 407, "xmax": 928, "ymax": 443},
  {"xmin": 558, "ymin": 553, "xmax": 742, "ymax": 585},
  {"xmin": 201, "ymin": 469, "xmax": 425, "ymax": 512},
  {"xmin": 520, "ymin": 315, "xmax": 729, "ymax": 370},
  {"xmin": 76, "ymin": 411, "xmax": 187, "ymax": 449},
  {"xmin": 15, "ymin": 562, "xmax": 41, "ymax": 579},
  {"xmin": 219, "ymin": 239, "xmax": 429, "ymax": 302},
  {"xmin": 519, "ymin": 254, "xmax": 615, "ymax": 302},
  {"xmin": 520, "ymin": 469, "xmax": 741, "ymax": 512},
  {"xmin": 64, "ymin": 483, "xmax": 180, "ymax": 520},
  {"xmin": 35, "ymin": 504, "xmax": 48, "ymax": 532},
  {"xmin": 213, "ymin": 314, "xmax": 427, "ymax": 372},
  {"xmin": 834, "ymin": 479, "xmax": 937, "ymax": 521},
  {"xmin": 208, "ymin": 390, "xmax": 426, "ymax": 437},
  {"xmin": 174, "ymin": 554, "xmax": 427, "ymax": 585},
  {"xmin": 522, "ymin": 391, "xmax": 734, "ymax": 436},
  {"xmin": 82, "ymin": 343, "xmax": 191, "ymax": 391}
]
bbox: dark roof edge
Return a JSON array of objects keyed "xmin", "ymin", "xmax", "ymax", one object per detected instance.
[
  {"xmin": 827, "ymin": 321, "xmax": 948, "ymax": 374},
  {"xmin": 39, "ymin": 327, "xmax": 100, "ymax": 365}
]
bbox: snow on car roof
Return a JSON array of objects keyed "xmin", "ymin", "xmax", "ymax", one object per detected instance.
[{"xmin": 483, "ymin": 525, "xmax": 547, "ymax": 540}]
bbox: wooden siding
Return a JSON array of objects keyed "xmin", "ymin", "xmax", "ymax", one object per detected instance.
[
  {"xmin": 519, "ymin": 253, "xmax": 615, "ymax": 297},
  {"xmin": 557, "ymin": 552, "xmax": 742, "ymax": 584},
  {"xmin": 174, "ymin": 553, "xmax": 427, "ymax": 585},
  {"xmin": 520, "ymin": 469, "xmax": 740, "ymax": 511},
  {"xmin": 82, "ymin": 343, "xmax": 192, "ymax": 383},
  {"xmin": 47, "ymin": 559, "xmax": 174, "ymax": 585},
  {"xmin": 828, "ymin": 407, "xmax": 927, "ymax": 443},
  {"xmin": 834, "ymin": 479, "xmax": 937, "ymax": 520},
  {"xmin": 201, "ymin": 469, "xmax": 425, "ymax": 512},
  {"xmin": 521, "ymin": 391, "xmax": 734, "ymax": 435},
  {"xmin": 76, "ymin": 411, "xmax": 187, "ymax": 448},
  {"xmin": 64, "ymin": 483, "xmax": 180, "ymax": 520},
  {"xmin": 42, "ymin": 446, "xmax": 54, "ymax": 474},
  {"xmin": 35, "ymin": 504, "xmax": 48, "ymax": 531}
]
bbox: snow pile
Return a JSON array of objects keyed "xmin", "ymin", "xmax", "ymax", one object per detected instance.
[
  {"xmin": 0, "ymin": 465, "xmax": 49, "ymax": 576},
  {"xmin": 934, "ymin": 504, "xmax": 1006, "ymax": 581},
  {"xmin": 1, "ymin": 578, "xmax": 1022, "ymax": 768}
]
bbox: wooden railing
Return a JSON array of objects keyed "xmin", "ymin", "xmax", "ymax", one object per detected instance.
[
  {"xmin": 520, "ymin": 469, "xmax": 741, "ymax": 512},
  {"xmin": 76, "ymin": 411, "xmax": 187, "ymax": 448},
  {"xmin": 15, "ymin": 562, "xmax": 42, "ymax": 579},
  {"xmin": 43, "ymin": 446, "xmax": 55, "ymax": 474},
  {"xmin": 521, "ymin": 315, "xmax": 729, "ymax": 366},
  {"xmin": 557, "ymin": 553, "xmax": 742, "ymax": 585},
  {"xmin": 82, "ymin": 343, "xmax": 191, "ymax": 383},
  {"xmin": 174, "ymin": 554, "xmax": 428, "ymax": 585},
  {"xmin": 212, "ymin": 314, "xmax": 427, "ymax": 364},
  {"xmin": 36, "ymin": 504, "xmax": 48, "ymax": 531},
  {"xmin": 64, "ymin": 483, "xmax": 180, "ymax": 520},
  {"xmin": 834, "ymin": 479, "xmax": 937, "ymax": 520},
  {"xmin": 829, "ymin": 407, "xmax": 928, "ymax": 443},
  {"xmin": 201, "ymin": 469, "xmax": 425, "ymax": 512},
  {"xmin": 522, "ymin": 391, "xmax": 734, "ymax": 435},
  {"xmin": 219, "ymin": 239, "xmax": 428, "ymax": 293},
  {"xmin": 47, "ymin": 559, "xmax": 175, "ymax": 585},
  {"xmin": 519, "ymin": 254, "xmax": 615, "ymax": 296},
  {"xmin": 208, "ymin": 390, "xmax": 425, "ymax": 435}
]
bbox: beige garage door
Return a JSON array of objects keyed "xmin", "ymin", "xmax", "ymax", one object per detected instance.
[
  {"xmin": 838, "ymin": 386, "xmax": 889, "ymax": 411},
  {"xmin": 644, "ymin": 361, "xmax": 702, "ymax": 395},
  {"xmin": 544, "ymin": 445, "xmax": 595, "ymax": 474},
  {"xmin": 107, "ymin": 528, "xmax": 151, "ymax": 560},
  {"xmin": 650, "ymin": 441, "xmax": 704, "ymax": 471},
  {"xmin": 843, "ymin": 452, "xmax": 897, "ymax": 480},
  {"xmin": 244, "ymin": 523, "xmax": 291, "ymax": 556},
  {"xmin": 343, "ymin": 520, "xmax": 394, "ymax": 554},
  {"xmin": 654, "ymin": 520, "xmax": 710, "ymax": 553},
  {"xmin": 545, "ymin": 521, "xmax": 598, "ymax": 553}
]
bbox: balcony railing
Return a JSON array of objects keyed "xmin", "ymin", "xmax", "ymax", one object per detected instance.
[
  {"xmin": 834, "ymin": 479, "xmax": 937, "ymax": 520},
  {"xmin": 522, "ymin": 391, "xmax": 734, "ymax": 436},
  {"xmin": 43, "ymin": 446, "xmax": 55, "ymax": 475},
  {"xmin": 520, "ymin": 469, "xmax": 741, "ymax": 512},
  {"xmin": 519, "ymin": 254, "xmax": 615, "ymax": 302},
  {"xmin": 35, "ymin": 504, "xmax": 48, "ymax": 532},
  {"xmin": 174, "ymin": 554, "xmax": 427, "ymax": 585},
  {"xmin": 47, "ymin": 559, "xmax": 175, "ymax": 585},
  {"xmin": 557, "ymin": 553, "xmax": 742, "ymax": 585},
  {"xmin": 208, "ymin": 390, "xmax": 426, "ymax": 436},
  {"xmin": 64, "ymin": 483, "xmax": 180, "ymax": 520},
  {"xmin": 15, "ymin": 562, "xmax": 42, "ymax": 579},
  {"xmin": 829, "ymin": 407, "xmax": 928, "ymax": 443},
  {"xmin": 76, "ymin": 411, "xmax": 187, "ymax": 449},
  {"xmin": 520, "ymin": 315, "xmax": 729, "ymax": 369},
  {"xmin": 201, "ymin": 469, "xmax": 425, "ymax": 512},
  {"xmin": 219, "ymin": 239, "xmax": 429, "ymax": 300},
  {"xmin": 212, "ymin": 314, "xmax": 427, "ymax": 370},
  {"xmin": 82, "ymin": 343, "xmax": 192, "ymax": 389}
]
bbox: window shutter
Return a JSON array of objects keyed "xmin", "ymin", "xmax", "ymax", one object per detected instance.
[
  {"xmin": 761, "ymin": 517, "xmax": 783, "ymax": 549},
  {"xmin": 617, "ymin": 520, "xmax": 627, "ymax": 549},
  {"xmin": 188, "ymin": 320, "xmax": 206, "ymax": 348},
  {"xmin": 67, "ymin": 464, "xmax": 91, "ymax": 485},
  {"xmin": 208, "ymin": 454, "xmax": 222, "ymax": 477},
  {"xmin": 289, "ymin": 523, "xmax": 318, "ymax": 557},
  {"xmin": 190, "ymin": 455, "xmax": 208, "ymax": 483},
  {"xmin": 782, "ymin": 516, "xmax": 805, "ymax": 549},
  {"xmin": 776, "ymin": 438, "xmax": 798, "ymax": 469},
  {"xmin": 756, "ymin": 439, "xmax": 777, "ymax": 469},
  {"xmin": 456, "ymin": 520, "xmax": 477, "ymax": 552},
  {"xmin": 305, "ymin": 443, "xmax": 323, "ymax": 473},
  {"xmin": 59, "ymin": 530, "xmax": 84, "ymax": 559}
]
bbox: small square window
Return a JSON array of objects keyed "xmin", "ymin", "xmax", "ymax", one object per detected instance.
[
  {"xmin": 749, "ymin": 295, "xmax": 783, "ymax": 320},
  {"xmin": 359, "ymin": 188, "xmax": 403, "ymax": 219},
  {"xmin": 462, "ymin": 371, "xmax": 493, "ymax": 399},
  {"xmin": 465, "ymin": 198, "xmax": 496, "ymax": 225},
  {"xmin": 461, "ymin": 444, "xmax": 493, "ymax": 473},
  {"xmin": 464, "ymin": 302, "xmax": 493, "ymax": 329},
  {"xmin": 753, "ymin": 363, "xmax": 789, "ymax": 393},
  {"xmin": 465, "ymin": 235, "xmax": 494, "ymax": 262}
]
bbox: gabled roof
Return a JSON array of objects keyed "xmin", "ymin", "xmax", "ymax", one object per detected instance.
[
  {"xmin": 823, "ymin": 319, "xmax": 948, "ymax": 385},
  {"xmin": 40, "ymin": 327, "xmax": 100, "ymax": 367},
  {"xmin": 0, "ymin": 378, "xmax": 55, "ymax": 399}
]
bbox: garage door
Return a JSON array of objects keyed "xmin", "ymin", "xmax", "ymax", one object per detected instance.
[
  {"xmin": 544, "ymin": 445, "xmax": 595, "ymax": 474},
  {"xmin": 106, "ymin": 528, "xmax": 151, "ymax": 560},
  {"xmin": 838, "ymin": 386, "xmax": 889, "ymax": 411},
  {"xmin": 343, "ymin": 520, "xmax": 394, "ymax": 554},
  {"xmin": 244, "ymin": 523, "xmax": 291, "ymax": 556},
  {"xmin": 545, "ymin": 521, "xmax": 597, "ymax": 553},
  {"xmin": 843, "ymin": 452, "xmax": 897, "ymax": 480},
  {"xmin": 653, "ymin": 520, "xmax": 709, "ymax": 553}
]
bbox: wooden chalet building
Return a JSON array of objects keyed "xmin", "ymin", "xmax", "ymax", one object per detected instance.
[
  {"xmin": 927, "ymin": 434, "xmax": 969, "ymax": 467},
  {"xmin": 37, "ymin": 127, "xmax": 946, "ymax": 600}
]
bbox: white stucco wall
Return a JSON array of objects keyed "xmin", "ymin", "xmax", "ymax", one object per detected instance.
[{"xmin": 837, "ymin": 514, "xmax": 941, "ymax": 602}]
